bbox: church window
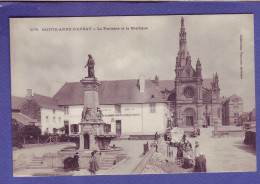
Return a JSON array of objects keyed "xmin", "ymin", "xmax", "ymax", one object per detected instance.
[
  {"xmin": 53, "ymin": 117, "xmax": 56, "ymax": 123},
  {"xmin": 150, "ymin": 103, "xmax": 156, "ymax": 113},
  {"xmin": 184, "ymin": 87, "xmax": 195, "ymax": 98},
  {"xmin": 46, "ymin": 116, "xmax": 49, "ymax": 123}
]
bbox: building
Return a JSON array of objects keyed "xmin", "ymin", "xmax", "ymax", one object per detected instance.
[
  {"xmin": 17, "ymin": 89, "xmax": 64, "ymax": 134},
  {"xmin": 237, "ymin": 108, "xmax": 255, "ymax": 126},
  {"xmin": 222, "ymin": 94, "xmax": 243, "ymax": 125},
  {"xmin": 161, "ymin": 17, "xmax": 223, "ymax": 127},
  {"xmin": 11, "ymin": 96, "xmax": 38, "ymax": 127},
  {"xmin": 53, "ymin": 77, "xmax": 171, "ymax": 136}
]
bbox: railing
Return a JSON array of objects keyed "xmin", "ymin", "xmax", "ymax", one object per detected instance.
[{"xmin": 44, "ymin": 136, "xmax": 58, "ymax": 144}]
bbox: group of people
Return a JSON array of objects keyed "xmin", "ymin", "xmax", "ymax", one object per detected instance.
[
  {"xmin": 65, "ymin": 150, "xmax": 100, "ymax": 175},
  {"xmin": 176, "ymin": 136, "xmax": 207, "ymax": 172}
]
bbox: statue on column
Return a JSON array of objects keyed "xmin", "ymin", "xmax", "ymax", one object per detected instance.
[{"xmin": 85, "ymin": 54, "xmax": 95, "ymax": 78}]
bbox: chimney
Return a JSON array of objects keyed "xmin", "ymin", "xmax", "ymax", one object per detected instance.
[
  {"xmin": 138, "ymin": 75, "xmax": 145, "ymax": 93},
  {"xmin": 155, "ymin": 75, "xmax": 159, "ymax": 84},
  {"xmin": 26, "ymin": 89, "xmax": 33, "ymax": 98}
]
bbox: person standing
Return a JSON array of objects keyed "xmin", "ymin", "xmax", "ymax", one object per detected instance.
[
  {"xmin": 194, "ymin": 141, "xmax": 200, "ymax": 158},
  {"xmin": 176, "ymin": 145, "xmax": 183, "ymax": 165},
  {"xmin": 72, "ymin": 152, "xmax": 80, "ymax": 171},
  {"xmin": 89, "ymin": 151, "xmax": 99, "ymax": 175},
  {"xmin": 194, "ymin": 152, "xmax": 207, "ymax": 172}
]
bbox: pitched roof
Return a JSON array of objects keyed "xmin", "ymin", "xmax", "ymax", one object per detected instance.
[
  {"xmin": 54, "ymin": 77, "xmax": 215, "ymax": 106},
  {"xmin": 158, "ymin": 80, "xmax": 175, "ymax": 91},
  {"xmin": 33, "ymin": 94, "xmax": 62, "ymax": 110},
  {"xmin": 223, "ymin": 94, "xmax": 243, "ymax": 105},
  {"xmin": 54, "ymin": 79, "xmax": 166, "ymax": 105},
  {"xmin": 12, "ymin": 112, "xmax": 38, "ymax": 126},
  {"xmin": 11, "ymin": 96, "xmax": 24, "ymax": 110}
]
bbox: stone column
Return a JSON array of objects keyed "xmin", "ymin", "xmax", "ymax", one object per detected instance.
[
  {"xmin": 79, "ymin": 134, "xmax": 84, "ymax": 151},
  {"xmin": 80, "ymin": 77, "xmax": 101, "ymax": 112}
]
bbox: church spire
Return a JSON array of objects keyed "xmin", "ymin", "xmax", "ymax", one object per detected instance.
[{"xmin": 178, "ymin": 17, "xmax": 188, "ymax": 66}]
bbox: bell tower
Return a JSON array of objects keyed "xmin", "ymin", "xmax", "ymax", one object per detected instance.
[{"xmin": 174, "ymin": 17, "xmax": 204, "ymax": 127}]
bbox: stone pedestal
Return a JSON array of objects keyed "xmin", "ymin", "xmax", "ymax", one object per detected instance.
[
  {"xmin": 79, "ymin": 76, "xmax": 116, "ymax": 151},
  {"xmin": 79, "ymin": 123, "xmax": 98, "ymax": 151},
  {"xmin": 80, "ymin": 77, "xmax": 101, "ymax": 112}
]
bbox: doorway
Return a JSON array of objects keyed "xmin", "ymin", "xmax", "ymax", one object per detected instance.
[
  {"xmin": 64, "ymin": 121, "xmax": 69, "ymax": 134},
  {"xmin": 186, "ymin": 116, "xmax": 194, "ymax": 126},
  {"xmin": 206, "ymin": 116, "xmax": 210, "ymax": 126},
  {"xmin": 116, "ymin": 120, "xmax": 121, "ymax": 136},
  {"xmin": 84, "ymin": 133, "xmax": 90, "ymax": 149}
]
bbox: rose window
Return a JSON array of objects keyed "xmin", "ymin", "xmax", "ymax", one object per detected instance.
[{"xmin": 184, "ymin": 87, "xmax": 195, "ymax": 98}]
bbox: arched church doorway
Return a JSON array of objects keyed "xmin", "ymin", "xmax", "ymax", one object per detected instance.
[
  {"xmin": 84, "ymin": 133, "xmax": 90, "ymax": 149},
  {"xmin": 183, "ymin": 108, "xmax": 196, "ymax": 126}
]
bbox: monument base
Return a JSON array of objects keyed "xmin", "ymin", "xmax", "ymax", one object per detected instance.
[{"xmin": 79, "ymin": 121, "xmax": 117, "ymax": 151}]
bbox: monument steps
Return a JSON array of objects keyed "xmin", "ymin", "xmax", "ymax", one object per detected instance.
[
  {"xmin": 98, "ymin": 151, "xmax": 128, "ymax": 170},
  {"xmin": 27, "ymin": 156, "xmax": 46, "ymax": 169},
  {"xmin": 99, "ymin": 155, "xmax": 117, "ymax": 170}
]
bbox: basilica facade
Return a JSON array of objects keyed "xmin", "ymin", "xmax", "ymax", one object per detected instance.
[{"xmin": 166, "ymin": 17, "xmax": 223, "ymax": 127}]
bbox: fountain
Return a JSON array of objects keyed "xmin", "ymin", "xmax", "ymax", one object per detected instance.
[
  {"xmin": 41, "ymin": 55, "xmax": 123, "ymax": 170},
  {"xmin": 79, "ymin": 55, "xmax": 117, "ymax": 151}
]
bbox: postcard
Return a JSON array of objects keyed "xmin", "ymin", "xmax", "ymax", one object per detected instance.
[{"xmin": 10, "ymin": 15, "xmax": 256, "ymax": 176}]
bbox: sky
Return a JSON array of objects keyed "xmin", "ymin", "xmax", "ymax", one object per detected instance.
[{"xmin": 10, "ymin": 15, "xmax": 255, "ymax": 112}]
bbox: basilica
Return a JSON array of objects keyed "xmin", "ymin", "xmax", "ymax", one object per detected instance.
[{"xmin": 165, "ymin": 17, "xmax": 223, "ymax": 127}]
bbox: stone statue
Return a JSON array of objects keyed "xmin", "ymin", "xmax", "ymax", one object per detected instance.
[
  {"xmin": 81, "ymin": 107, "xmax": 92, "ymax": 121},
  {"xmin": 97, "ymin": 108, "xmax": 103, "ymax": 120},
  {"xmin": 85, "ymin": 54, "xmax": 95, "ymax": 78}
]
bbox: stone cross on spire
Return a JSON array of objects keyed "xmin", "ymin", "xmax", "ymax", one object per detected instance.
[{"xmin": 181, "ymin": 17, "xmax": 184, "ymax": 25}]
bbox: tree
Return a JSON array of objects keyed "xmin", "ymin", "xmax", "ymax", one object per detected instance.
[
  {"xmin": 12, "ymin": 119, "xmax": 24, "ymax": 147},
  {"xmin": 23, "ymin": 125, "xmax": 41, "ymax": 139}
]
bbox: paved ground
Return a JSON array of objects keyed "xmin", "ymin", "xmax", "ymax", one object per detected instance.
[
  {"xmin": 193, "ymin": 127, "xmax": 256, "ymax": 172},
  {"xmin": 13, "ymin": 142, "xmax": 75, "ymax": 160},
  {"xmin": 13, "ymin": 127, "xmax": 256, "ymax": 176},
  {"xmin": 104, "ymin": 140, "xmax": 153, "ymax": 175},
  {"xmin": 13, "ymin": 140, "xmax": 150, "ymax": 176}
]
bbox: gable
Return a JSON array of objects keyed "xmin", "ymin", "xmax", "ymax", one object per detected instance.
[{"xmin": 180, "ymin": 64, "xmax": 196, "ymax": 78}]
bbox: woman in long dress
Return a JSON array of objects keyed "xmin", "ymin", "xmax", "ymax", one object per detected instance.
[{"xmin": 89, "ymin": 151, "xmax": 99, "ymax": 175}]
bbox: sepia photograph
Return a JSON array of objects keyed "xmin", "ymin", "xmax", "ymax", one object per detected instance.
[{"xmin": 10, "ymin": 14, "xmax": 256, "ymax": 177}]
